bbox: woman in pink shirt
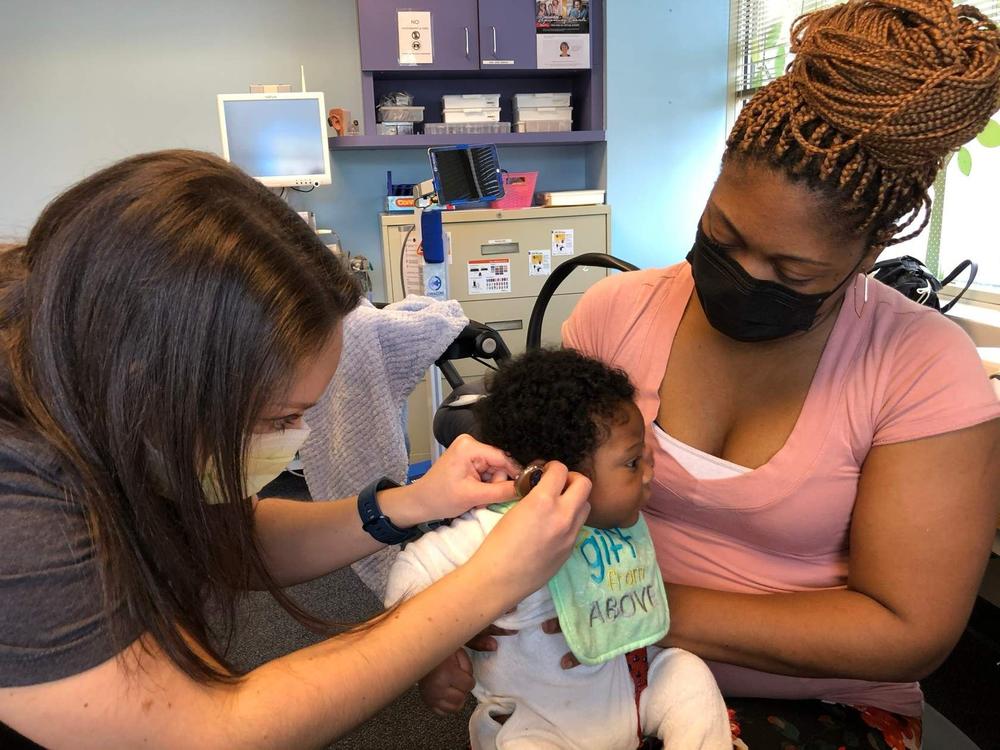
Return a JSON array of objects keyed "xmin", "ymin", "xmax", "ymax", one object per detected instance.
[{"xmin": 425, "ymin": 2, "xmax": 1000, "ymax": 747}]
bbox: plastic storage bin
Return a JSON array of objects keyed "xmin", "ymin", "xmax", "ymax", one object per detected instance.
[
  {"xmin": 514, "ymin": 105, "xmax": 573, "ymax": 122},
  {"xmin": 490, "ymin": 172, "xmax": 538, "ymax": 209},
  {"xmin": 376, "ymin": 122, "xmax": 415, "ymax": 135},
  {"xmin": 423, "ymin": 122, "xmax": 512, "ymax": 135},
  {"xmin": 514, "ymin": 120, "xmax": 572, "ymax": 133},
  {"xmin": 513, "ymin": 92, "xmax": 571, "ymax": 109},
  {"xmin": 443, "ymin": 107, "xmax": 502, "ymax": 124},
  {"xmin": 376, "ymin": 105, "xmax": 424, "ymax": 122},
  {"xmin": 442, "ymin": 93, "xmax": 501, "ymax": 109}
]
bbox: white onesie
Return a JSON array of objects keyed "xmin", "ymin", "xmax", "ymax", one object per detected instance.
[{"xmin": 384, "ymin": 508, "xmax": 732, "ymax": 750}]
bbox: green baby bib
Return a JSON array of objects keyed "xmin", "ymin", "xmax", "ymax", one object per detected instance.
[{"xmin": 489, "ymin": 503, "xmax": 669, "ymax": 666}]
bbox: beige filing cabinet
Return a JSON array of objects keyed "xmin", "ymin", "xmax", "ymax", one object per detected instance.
[{"xmin": 380, "ymin": 205, "xmax": 613, "ymax": 462}]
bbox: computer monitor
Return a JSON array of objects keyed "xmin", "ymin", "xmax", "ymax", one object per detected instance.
[{"xmin": 217, "ymin": 92, "xmax": 332, "ymax": 188}]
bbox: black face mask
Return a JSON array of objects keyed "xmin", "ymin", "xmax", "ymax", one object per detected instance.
[{"xmin": 686, "ymin": 225, "xmax": 857, "ymax": 343}]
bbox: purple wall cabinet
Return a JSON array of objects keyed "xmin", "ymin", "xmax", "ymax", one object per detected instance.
[
  {"xmin": 477, "ymin": 2, "xmax": 537, "ymax": 70},
  {"xmin": 348, "ymin": 0, "xmax": 604, "ymax": 147},
  {"xmin": 357, "ymin": 0, "xmax": 481, "ymax": 72}
]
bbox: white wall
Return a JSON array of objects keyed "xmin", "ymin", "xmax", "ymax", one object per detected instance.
[
  {"xmin": 0, "ymin": 0, "xmax": 362, "ymax": 234},
  {"xmin": 0, "ymin": 1, "xmax": 591, "ymax": 300},
  {"xmin": 0, "ymin": 1, "xmax": 729, "ymax": 292},
  {"xmin": 605, "ymin": 1, "xmax": 730, "ymax": 268}
]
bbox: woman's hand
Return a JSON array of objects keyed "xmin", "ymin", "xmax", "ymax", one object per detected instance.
[
  {"xmin": 382, "ymin": 434, "xmax": 520, "ymax": 527},
  {"xmin": 470, "ymin": 461, "xmax": 591, "ymax": 601}
]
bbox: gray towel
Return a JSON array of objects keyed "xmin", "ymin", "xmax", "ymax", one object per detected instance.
[{"xmin": 301, "ymin": 296, "xmax": 468, "ymax": 595}]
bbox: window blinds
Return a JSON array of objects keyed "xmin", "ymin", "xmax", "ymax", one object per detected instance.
[{"xmin": 732, "ymin": 0, "xmax": 1000, "ymax": 106}]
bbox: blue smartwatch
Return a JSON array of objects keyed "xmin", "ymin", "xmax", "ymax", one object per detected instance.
[{"xmin": 357, "ymin": 477, "xmax": 419, "ymax": 545}]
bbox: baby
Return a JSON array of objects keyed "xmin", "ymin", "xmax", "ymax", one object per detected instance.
[{"xmin": 386, "ymin": 348, "xmax": 730, "ymax": 750}]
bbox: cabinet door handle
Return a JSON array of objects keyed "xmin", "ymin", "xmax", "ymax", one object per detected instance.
[
  {"xmin": 464, "ymin": 26, "xmax": 470, "ymax": 57},
  {"xmin": 491, "ymin": 26, "xmax": 497, "ymax": 55}
]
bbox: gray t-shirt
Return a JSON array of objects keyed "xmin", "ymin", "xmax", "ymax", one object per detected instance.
[{"xmin": 0, "ymin": 428, "xmax": 140, "ymax": 687}]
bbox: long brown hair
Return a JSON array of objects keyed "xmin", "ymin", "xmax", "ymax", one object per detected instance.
[
  {"xmin": 0, "ymin": 150, "xmax": 361, "ymax": 682},
  {"xmin": 726, "ymin": 0, "xmax": 1000, "ymax": 253}
]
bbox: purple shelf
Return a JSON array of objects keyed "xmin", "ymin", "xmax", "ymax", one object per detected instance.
[{"xmin": 329, "ymin": 130, "xmax": 605, "ymax": 150}]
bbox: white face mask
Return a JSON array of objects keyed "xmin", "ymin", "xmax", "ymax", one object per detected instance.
[{"xmin": 202, "ymin": 424, "xmax": 311, "ymax": 503}]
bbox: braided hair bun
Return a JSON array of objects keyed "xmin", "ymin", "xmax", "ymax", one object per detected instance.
[{"xmin": 727, "ymin": 1, "xmax": 1000, "ymax": 250}]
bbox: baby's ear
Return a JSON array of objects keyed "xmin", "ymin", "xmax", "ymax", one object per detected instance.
[{"xmin": 574, "ymin": 456, "xmax": 596, "ymax": 481}]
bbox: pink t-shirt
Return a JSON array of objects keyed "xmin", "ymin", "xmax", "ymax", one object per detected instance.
[{"xmin": 563, "ymin": 262, "xmax": 1000, "ymax": 716}]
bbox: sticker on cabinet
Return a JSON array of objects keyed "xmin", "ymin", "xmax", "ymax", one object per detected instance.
[
  {"xmin": 398, "ymin": 11, "xmax": 433, "ymax": 65},
  {"xmin": 529, "ymin": 249, "xmax": 552, "ymax": 276},
  {"xmin": 468, "ymin": 258, "xmax": 511, "ymax": 295},
  {"xmin": 552, "ymin": 229, "xmax": 574, "ymax": 255}
]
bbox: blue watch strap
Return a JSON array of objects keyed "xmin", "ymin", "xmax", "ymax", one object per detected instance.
[{"xmin": 358, "ymin": 477, "xmax": 418, "ymax": 545}]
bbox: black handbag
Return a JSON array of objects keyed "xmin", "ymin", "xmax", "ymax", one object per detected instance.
[{"xmin": 869, "ymin": 255, "xmax": 978, "ymax": 314}]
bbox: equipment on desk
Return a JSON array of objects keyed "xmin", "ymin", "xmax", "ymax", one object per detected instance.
[
  {"xmin": 406, "ymin": 144, "xmax": 505, "ymax": 308},
  {"xmin": 539, "ymin": 189, "xmax": 606, "ymax": 207},
  {"xmin": 350, "ymin": 255, "xmax": 375, "ymax": 300},
  {"xmin": 296, "ymin": 211, "xmax": 317, "ymax": 230},
  {"xmin": 415, "ymin": 144, "xmax": 504, "ymax": 294},
  {"xmin": 424, "ymin": 144, "xmax": 505, "ymax": 206},
  {"xmin": 217, "ymin": 91, "xmax": 331, "ymax": 188},
  {"xmin": 490, "ymin": 172, "xmax": 538, "ymax": 210},
  {"xmin": 385, "ymin": 171, "xmax": 418, "ymax": 212}
]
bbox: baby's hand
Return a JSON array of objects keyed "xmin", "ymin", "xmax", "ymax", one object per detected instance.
[
  {"xmin": 419, "ymin": 649, "xmax": 475, "ymax": 716},
  {"xmin": 540, "ymin": 617, "xmax": 581, "ymax": 669},
  {"xmin": 467, "ymin": 622, "xmax": 518, "ymax": 652},
  {"xmin": 420, "ymin": 618, "xmax": 519, "ymax": 714}
]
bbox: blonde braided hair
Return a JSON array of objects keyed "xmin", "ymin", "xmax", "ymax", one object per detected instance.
[{"xmin": 726, "ymin": 0, "xmax": 1000, "ymax": 252}]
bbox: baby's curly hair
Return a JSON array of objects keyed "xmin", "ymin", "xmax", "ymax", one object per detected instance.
[{"xmin": 474, "ymin": 347, "xmax": 636, "ymax": 473}]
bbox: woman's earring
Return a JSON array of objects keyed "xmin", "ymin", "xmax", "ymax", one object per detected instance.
[{"xmin": 854, "ymin": 271, "xmax": 870, "ymax": 318}]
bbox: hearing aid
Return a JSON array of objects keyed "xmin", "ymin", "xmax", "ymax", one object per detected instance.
[{"xmin": 514, "ymin": 462, "xmax": 546, "ymax": 498}]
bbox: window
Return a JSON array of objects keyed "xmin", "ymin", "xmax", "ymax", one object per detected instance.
[
  {"xmin": 731, "ymin": 0, "xmax": 840, "ymax": 110},
  {"xmin": 730, "ymin": 0, "xmax": 1000, "ymax": 296}
]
